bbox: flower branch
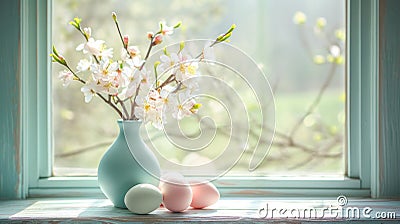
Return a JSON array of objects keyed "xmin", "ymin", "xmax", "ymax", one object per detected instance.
[
  {"xmin": 51, "ymin": 48, "xmax": 124, "ymax": 118},
  {"xmin": 52, "ymin": 12, "xmax": 235, "ymax": 129}
]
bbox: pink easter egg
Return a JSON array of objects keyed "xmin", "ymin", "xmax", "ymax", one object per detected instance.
[
  {"xmin": 159, "ymin": 173, "xmax": 192, "ymax": 212},
  {"xmin": 190, "ymin": 182, "xmax": 220, "ymax": 209}
]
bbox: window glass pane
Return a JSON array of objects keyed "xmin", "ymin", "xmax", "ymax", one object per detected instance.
[{"xmin": 52, "ymin": 0, "xmax": 345, "ymax": 176}]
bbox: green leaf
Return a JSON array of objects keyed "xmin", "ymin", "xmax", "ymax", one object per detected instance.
[
  {"xmin": 159, "ymin": 22, "xmax": 163, "ymax": 32},
  {"xmin": 179, "ymin": 41, "xmax": 185, "ymax": 52},
  {"xmin": 219, "ymin": 32, "xmax": 232, "ymax": 42},
  {"xmin": 154, "ymin": 61, "xmax": 161, "ymax": 68},
  {"xmin": 192, "ymin": 103, "xmax": 202, "ymax": 109},
  {"xmin": 50, "ymin": 54, "xmax": 63, "ymax": 65},
  {"xmin": 52, "ymin": 45, "xmax": 60, "ymax": 57},
  {"xmin": 227, "ymin": 24, "xmax": 236, "ymax": 34},
  {"xmin": 163, "ymin": 47, "xmax": 169, "ymax": 56},
  {"xmin": 73, "ymin": 17, "xmax": 82, "ymax": 25},
  {"xmin": 69, "ymin": 21, "xmax": 79, "ymax": 30},
  {"xmin": 173, "ymin": 21, "xmax": 182, "ymax": 29}
]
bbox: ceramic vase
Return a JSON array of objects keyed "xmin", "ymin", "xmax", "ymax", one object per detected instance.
[{"xmin": 98, "ymin": 120, "xmax": 160, "ymax": 208}]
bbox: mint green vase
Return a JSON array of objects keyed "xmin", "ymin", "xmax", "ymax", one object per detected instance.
[{"xmin": 98, "ymin": 120, "xmax": 161, "ymax": 208}]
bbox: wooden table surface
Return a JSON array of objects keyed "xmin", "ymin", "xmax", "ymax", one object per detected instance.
[{"xmin": 1, "ymin": 197, "xmax": 399, "ymax": 223}]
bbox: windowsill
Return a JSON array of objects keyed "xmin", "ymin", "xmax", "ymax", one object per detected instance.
[
  {"xmin": 28, "ymin": 176, "xmax": 371, "ymax": 198},
  {"xmin": 1, "ymin": 197, "xmax": 399, "ymax": 222}
]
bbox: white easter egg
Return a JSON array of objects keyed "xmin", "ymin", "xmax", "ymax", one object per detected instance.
[
  {"xmin": 124, "ymin": 183, "xmax": 162, "ymax": 214},
  {"xmin": 190, "ymin": 182, "xmax": 220, "ymax": 209},
  {"xmin": 159, "ymin": 173, "xmax": 192, "ymax": 212}
]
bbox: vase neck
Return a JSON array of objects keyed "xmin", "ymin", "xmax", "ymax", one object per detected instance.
[{"xmin": 118, "ymin": 120, "xmax": 142, "ymax": 137}]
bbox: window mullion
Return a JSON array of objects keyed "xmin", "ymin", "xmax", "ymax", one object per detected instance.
[
  {"xmin": 347, "ymin": 0, "xmax": 362, "ymax": 179},
  {"xmin": 37, "ymin": 0, "xmax": 53, "ymax": 178},
  {"xmin": 347, "ymin": 0, "xmax": 379, "ymax": 193}
]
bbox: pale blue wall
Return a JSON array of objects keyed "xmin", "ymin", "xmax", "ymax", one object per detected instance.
[
  {"xmin": 0, "ymin": 0, "xmax": 22, "ymax": 199},
  {"xmin": 379, "ymin": 0, "xmax": 400, "ymax": 197}
]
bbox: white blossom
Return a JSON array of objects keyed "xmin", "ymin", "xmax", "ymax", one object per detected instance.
[
  {"xmin": 99, "ymin": 48, "xmax": 114, "ymax": 60},
  {"xmin": 90, "ymin": 58, "xmax": 118, "ymax": 82},
  {"xmin": 83, "ymin": 27, "xmax": 91, "ymax": 38},
  {"xmin": 59, "ymin": 20, "xmax": 206, "ymax": 125},
  {"xmin": 76, "ymin": 58, "xmax": 92, "ymax": 72},
  {"xmin": 76, "ymin": 38, "xmax": 105, "ymax": 56},
  {"xmin": 126, "ymin": 56, "xmax": 143, "ymax": 69},
  {"xmin": 160, "ymin": 21, "xmax": 174, "ymax": 36},
  {"xmin": 58, "ymin": 70, "xmax": 74, "ymax": 87},
  {"xmin": 121, "ymin": 66, "xmax": 141, "ymax": 98},
  {"xmin": 81, "ymin": 82, "xmax": 98, "ymax": 103},
  {"xmin": 159, "ymin": 52, "xmax": 199, "ymax": 83},
  {"xmin": 329, "ymin": 45, "xmax": 341, "ymax": 58},
  {"xmin": 121, "ymin": 46, "xmax": 140, "ymax": 60},
  {"xmin": 135, "ymin": 89, "xmax": 164, "ymax": 129},
  {"xmin": 171, "ymin": 91, "xmax": 200, "ymax": 120}
]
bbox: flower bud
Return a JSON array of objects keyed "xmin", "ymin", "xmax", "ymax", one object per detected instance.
[
  {"xmin": 152, "ymin": 34, "xmax": 163, "ymax": 45},
  {"xmin": 335, "ymin": 29, "xmax": 346, "ymax": 41},
  {"xmin": 58, "ymin": 55, "xmax": 66, "ymax": 64},
  {"xmin": 313, "ymin": 55, "xmax": 325, "ymax": 65},
  {"xmin": 123, "ymin": 35, "xmax": 129, "ymax": 47},
  {"xmin": 192, "ymin": 103, "xmax": 202, "ymax": 110},
  {"xmin": 69, "ymin": 17, "xmax": 82, "ymax": 30},
  {"xmin": 147, "ymin": 32, "xmax": 154, "ymax": 40},
  {"xmin": 190, "ymin": 103, "xmax": 202, "ymax": 113},
  {"xmin": 127, "ymin": 45, "xmax": 140, "ymax": 57},
  {"xmin": 293, "ymin": 11, "xmax": 306, "ymax": 25},
  {"xmin": 329, "ymin": 45, "xmax": 340, "ymax": 58},
  {"xmin": 112, "ymin": 12, "xmax": 117, "ymax": 21},
  {"xmin": 51, "ymin": 54, "xmax": 67, "ymax": 66},
  {"xmin": 83, "ymin": 27, "xmax": 91, "ymax": 39},
  {"xmin": 335, "ymin": 56, "xmax": 344, "ymax": 64},
  {"xmin": 316, "ymin": 17, "xmax": 327, "ymax": 29}
]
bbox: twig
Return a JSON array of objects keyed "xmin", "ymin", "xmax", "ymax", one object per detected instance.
[
  {"xmin": 129, "ymin": 33, "xmax": 160, "ymax": 118},
  {"xmin": 288, "ymin": 155, "xmax": 315, "ymax": 170},
  {"xmin": 130, "ymin": 83, "xmax": 142, "ymax": 120},
  {"xmin": 144, "ymin": 38, "xmax": 155, "ymax": 61},
  {"xmin": 98, "ymin": 94, "xmax": 123, "ymax": 119},
  {"xmin": 113, "ymin": 18, "xmax": 128, "ymax": 52},
  {"xmin": 262, "ymin": 124, "xmax": 342, "ymax": 157},
  {"xmin": 115, "ymin": 95, "xmax": 129, "ymax": 119},
  {"xmin": 157, "ymin": 74, "xmax": 175, "ymax": 90},
  {"xmin": 297, "ymin": 26, "xmax": 314, "ymax": 59},
  {"xmin": 55, "ymin": 141, "xmax": 113, "ymax": 158},
  {"xmin": 289, "ymin": 64, "xmax": 337, "ymax": 138},
  {"xmin": 64, "ymin": 64, "xmax": 123, "ymax": 118}
]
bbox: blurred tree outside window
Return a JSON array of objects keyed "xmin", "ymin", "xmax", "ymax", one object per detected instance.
[{"xmin": 52, "ymin": 0, "xmax": 345, "ymax": 176}]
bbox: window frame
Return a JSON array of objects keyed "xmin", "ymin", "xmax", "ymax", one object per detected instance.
[{"xmin": 21, "ymin": 0, "xmax": 379, "ymax": 198}]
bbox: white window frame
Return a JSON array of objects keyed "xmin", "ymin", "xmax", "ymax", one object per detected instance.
[{"xmin": 21, "ymin": 0, "xmax": 379, "ymax": 198}]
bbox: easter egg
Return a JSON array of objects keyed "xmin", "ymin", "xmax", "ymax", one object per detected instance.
[
  {"xmin": 159, "ymin": 173, "xmax": 192, "ymax": 212},
  {"xmin": 190, "ymin": 182, "xmax": 220, "ymax": 209},
  {"xmin": 124, "ymin": 184, "xmax": 162, "ymax": 214}
]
